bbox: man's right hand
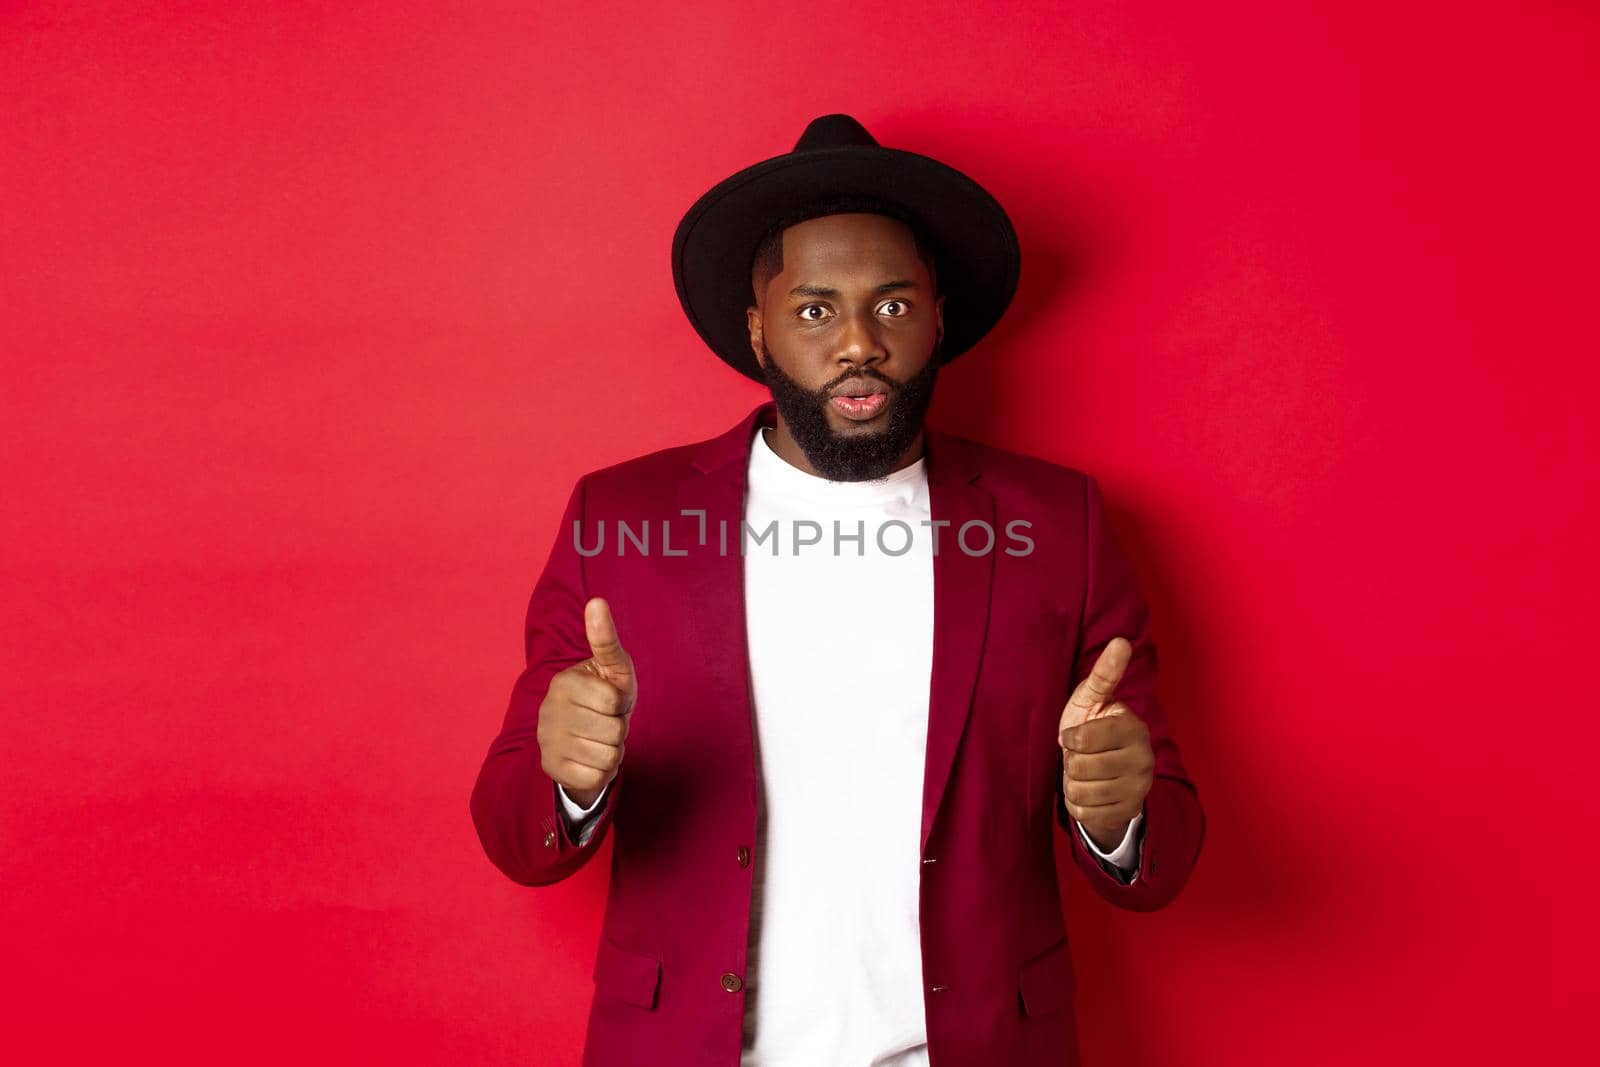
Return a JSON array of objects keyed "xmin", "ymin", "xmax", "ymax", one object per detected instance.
[{"xmin": 538, "ymin": 596, "xmax": 637, "ymax": 808}]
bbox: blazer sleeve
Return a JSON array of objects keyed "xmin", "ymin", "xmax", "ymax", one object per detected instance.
[
  {"xmin": 469, "ymin": 474, "xmax": 625, "ymax": 886},
  {"xmin": 1055, "ymin": 473, "xmax": 1206, "ymax": 911}
]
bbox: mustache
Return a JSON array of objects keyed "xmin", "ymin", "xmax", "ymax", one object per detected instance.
[{"xmin": 820, "ymin": 367, "xmax": 898, "ymax": 396}]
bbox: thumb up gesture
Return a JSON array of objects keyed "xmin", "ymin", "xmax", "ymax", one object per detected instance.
[
  {"xmin": 1058, "ymin": 637, "xmax": 1154, "ymax": 851},
  {"xmin": 537, "ymin": 597, "xmax": 638, "ymax": 808}
]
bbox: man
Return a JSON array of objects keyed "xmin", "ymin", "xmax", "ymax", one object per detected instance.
[{"xmin": 470, "ymin": 114, "xmax": 1205, "ymax": 1066}]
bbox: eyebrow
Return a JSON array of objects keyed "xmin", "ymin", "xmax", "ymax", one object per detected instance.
[{"xmin": 788, "ymin": 279, "xmax": 919, "ymax": 298}]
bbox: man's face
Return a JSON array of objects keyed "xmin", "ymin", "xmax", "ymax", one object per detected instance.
[{"xmin": 746, "ymin": 212, "xmax": 945, "ymax": 482}]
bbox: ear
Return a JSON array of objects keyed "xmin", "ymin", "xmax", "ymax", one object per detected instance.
[{"xmin": 746, "ymin": 304, "xmax": 765, "ymax": 369}]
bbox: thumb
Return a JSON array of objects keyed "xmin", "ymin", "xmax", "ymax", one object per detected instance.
[
  {"xmin": 584, "ymin": 596, "xmax": 636, "ymax": 700},
  {"xmin": 1058, "ymin": 636, "xmax": 1132, "ymax": 737}
]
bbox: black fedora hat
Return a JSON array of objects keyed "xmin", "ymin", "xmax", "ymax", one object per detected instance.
[{"xmin": 671, "ymin": 113, "xmax": 1020, "ymax": 385}]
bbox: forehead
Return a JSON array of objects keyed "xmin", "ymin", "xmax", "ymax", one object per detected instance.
[{"xmin": 777, "ymin": 212, "xmax": 925, "ymax": 278}]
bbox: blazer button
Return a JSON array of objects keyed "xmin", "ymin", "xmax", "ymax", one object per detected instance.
[
  {"xmin": 720, "ymin": 972, "xmax": 744, "ymax": 993},
  {"xmin": 736, "ymin": 846, "xmax": 750, "ymax": 868},
  {"xmin": 543, "ymin": 830, "xmax": 557, "ymax": 849}
]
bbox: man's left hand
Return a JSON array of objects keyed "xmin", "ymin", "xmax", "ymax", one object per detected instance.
[{"xmin": 1058, "ymin": 637, "xmax": 1155, "ymax": 852}]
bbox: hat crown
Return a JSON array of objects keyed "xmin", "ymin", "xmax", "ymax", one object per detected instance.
[{"xmin": 793, "ymin": 113, "xmax": 880, "ymax": 153}]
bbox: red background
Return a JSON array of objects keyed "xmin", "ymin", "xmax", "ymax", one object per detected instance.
[{"xmin": 4, "ymin": 2, "xmax": 1595, "ymax": 1063}]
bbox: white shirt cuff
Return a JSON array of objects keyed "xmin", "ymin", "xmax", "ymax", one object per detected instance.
[
  {"xmin": 1075, "ymin": 807, "xmax": 1144, "ymax": 876},
  {"xmin": 556, "ymin": 781, "xmax": 611, "ymax": 845}
]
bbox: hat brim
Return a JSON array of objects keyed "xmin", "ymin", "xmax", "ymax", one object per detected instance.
[{"xmin": 672, "ymin": 145, "xmax": 1020, "ymax": 385}]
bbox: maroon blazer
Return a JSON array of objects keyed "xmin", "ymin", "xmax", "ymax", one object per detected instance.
[{"xmin": 470, "ymin": 400, "xmax": 1205, "ymax": 1066}]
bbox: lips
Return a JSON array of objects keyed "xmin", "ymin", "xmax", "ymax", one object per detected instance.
[
  {"xmin": 828, "ymin": 380, "xmax": 890, "ymax": 399},
  {"xmin": 829, "ymin": 391, "xmax": 889, "ymax": 420}
]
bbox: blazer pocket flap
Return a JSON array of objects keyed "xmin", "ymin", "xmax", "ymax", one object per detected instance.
[
  {"xmin": 592, "ymin": 938, "xmax": 662, "ymax": 1010},
  {"xmin": 1017, "ymin": 936, "xmax": 1076, "ymax": 1017}
]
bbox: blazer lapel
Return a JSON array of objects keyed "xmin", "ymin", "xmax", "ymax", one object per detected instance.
[
  {"xmin": 919, "ymin": 425, "xmax": 996, "ymax": 855},
  {"xmin": 671, "ymin": 403, "xmax": 770, "ymax": 817},
  {"xmin": 671, "ymin": 402, "xmax": 997, "ymax": 852}
]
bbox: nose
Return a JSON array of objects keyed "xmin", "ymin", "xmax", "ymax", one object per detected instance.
[{"xmin": 833, "ymin": 307, "xmax": 887, "ymax": 370}]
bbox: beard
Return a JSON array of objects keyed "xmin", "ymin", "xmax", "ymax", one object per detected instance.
[{"xmin": 759, "ymin": 337, "xmax": 941, "ymax": 482}]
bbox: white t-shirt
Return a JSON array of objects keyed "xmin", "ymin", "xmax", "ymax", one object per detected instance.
[
  {"xmin": 735, "ymin": 423, "xmax": 939, "ymax": 1065},
  {"xmin": 559, "ymin": 424, "xmax": 1141, "ymax": 1065}
]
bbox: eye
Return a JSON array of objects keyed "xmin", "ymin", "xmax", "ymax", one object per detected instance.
[
  {"xmin": 879, "ymin": 299, "xmax": 909, "ymax": 317},
  {"xmin": 798, "ymin": 304, "xmax": 829, "ymax": 321}
]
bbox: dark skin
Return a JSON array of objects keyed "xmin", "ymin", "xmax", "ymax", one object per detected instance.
[
  {"xmin": 1059, "ymin": 638, "xmax": 1154, "ymax": 852},
  {"xmin": 541, "ymin": 597, "xmax": 635, "ymax": 809},
  {"xmin": 744, "ymin": 212, "xmax": 943, "ymax": 476},
  {"xmin": 545, "ymin": 214, "xmax": 1152, "ymax": 854}
]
